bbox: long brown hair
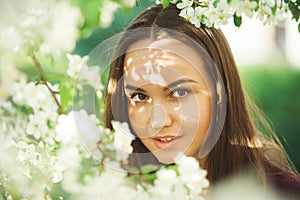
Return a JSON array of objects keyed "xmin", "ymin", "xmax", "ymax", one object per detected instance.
[{"xmin": 104, "ymin": 4, "xmax": 290, "ymax": 183}]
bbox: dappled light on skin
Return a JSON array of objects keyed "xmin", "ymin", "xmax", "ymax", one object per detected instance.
[
  {"xmin": 123, "ymin": 38, "xmax": 212, "ymax": 164},
  {"xmin": 149, "ymin": 104, "xmax": 172, "ymax": 136}
]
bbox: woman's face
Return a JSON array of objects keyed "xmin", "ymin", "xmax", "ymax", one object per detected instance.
[{"xmin": 123, "ymin": 38, "xmax": 211, "ymax": 164}]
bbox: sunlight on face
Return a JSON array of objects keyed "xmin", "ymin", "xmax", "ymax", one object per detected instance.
[{"xmin": 123, "ymin": 38, "xmax": 212, "ymax": 164}]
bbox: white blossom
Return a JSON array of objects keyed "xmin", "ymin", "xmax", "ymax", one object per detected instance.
[
  {"xmin": 99, "ymin": 1, "xmax": 120, "ymax": 28},
  {"xmin": 111, "ymin": 121, "xmax": 135, "ymax": 161},
  {"xmin": 0, "ymin": 59, "xmax": 27, "ymax": 99},
  {"xmin": 26, "ymin": 112, "xmax": 52, "ymax": 140},
  {"xmin": 11, "ymin": 82, "xmax": 58, "ymax": 113},
  {"xmin": 49, "ymin": 156, "xmax": 65, "ymax": 183},
  {"xmin": 56, "ymin": 110, "xmax": 104, "ymax": 159},
  {"xmin": 58, "ymin": 145, "xmax": 82, "ymax": 192},
  {"xmin": 66, "ymin": 54, "xmax": 103, "ymax": 90},
  {"xmin": 177, "ymin": 0, "xmax": 194, "ymax": 20},
  {"xmin": 273, "ymin": 8, "xmax": 288, "ymax": 22},
  {"xmin": 201, "ymin": 0, "xmax": 232, "ymax": 28},
  {"xmin": 0, "ymin": 0, "xmax": 83, "ymax": 58},
  {"xmin": 39, "ymin": 1, "xmax": 83, "ymax": 57},
  {"xmin": 232, "ymin": 0, "xmax": 257, "ymax": 17},
  {"xmin": 56, "ymin": 113, "xmax": 78, "ymax": 144},
  {"xmin": 189, "ymin": 6, "xmax": 206, "ymax": 28},
  {"xmin": 112, "ymin": 185, "xmax": 152, "ymax": 200},
  {"xmin": 202, "ymin": 5, "xmax": 220, "ymax": 27},
  {"xmin": 0, "ymin": 0, "xmax": 47, "ymax": 54},
  {"xmin": 71, "ymin": 166, "xmax": 128, "ymax": 199},
  {"xmin": 0, "ymin": 102, "xmax": 29, "ymax": 147},
  {"xmin": 155, "ymin": 169, "xmax": 177, "ymax": 186},
  {"xmin": 66, "ymin": 54, "xmax": 89, "ymax": 78},
  {"xmin": 150, "ymin": 168, "xmax": 185, "ymax": 200},
  {"xmin": 178, "ymin": 6, "xmax": 194, "ymax": 21},
  {"xmin": 16, "ymin": 141, "xmax": 38, "ymax": 164},
  {"xmin": 177, "ymin": 0, "xmax": 193, "ymax": 10},
  {"xmin": 156, "ymin": 0, "xmax": 178, "ymax": 4},
  {"xmin": 175, "ymin": 154, "xmax": 209, "ymax": 196},
  {"xmin": 157, "ymin": 0, "xmax": 291, "ymax": 28},
  {"xmin": 262, "ymin": 0, "xmax": 276, "ymax": 8}
]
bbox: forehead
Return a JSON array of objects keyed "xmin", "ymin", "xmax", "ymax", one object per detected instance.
[{"xmin": 124, "ymin": 38, "xmax": 208, "ymax": 85}]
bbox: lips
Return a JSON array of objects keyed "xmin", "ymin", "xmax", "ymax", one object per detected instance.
[{"xmin": 152, "ymin": 135, "xmax": 181, "ymax": 149}]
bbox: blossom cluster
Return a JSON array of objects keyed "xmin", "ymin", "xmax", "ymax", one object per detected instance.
[
  {"xmin": 0, "ymin": 54, "xmax": 209, "ymax": 199},
  {"xmin": 0, "ymin": 82, "xmax": 63, "ymax": 198},
  {"xmin": 0, "ymin": 0, "xmax": 135, "ymax": 98},
  {"xmin": 148, "ymin": 154, "xmax": 209, "ymax": 200},
  {"xmin": 0, "ymin": 0, "xmax": 83, "ymax": 58},
  {"xmin": 156, "ymin": 0, "xmax": 298, "ymax": 28},
  {"xmin": 0, "ymin": 0, "xmax": 83, "ymax": 99}
]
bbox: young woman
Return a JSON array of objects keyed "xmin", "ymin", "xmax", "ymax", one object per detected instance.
[{"xmin": 104, "ymin": 4, "xmax": 300, "ymax": 198}]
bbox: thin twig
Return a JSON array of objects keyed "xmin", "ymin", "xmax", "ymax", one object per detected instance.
[{"xmin": 31, "ymin": 53, "xmax": 63, "ymax": 114}]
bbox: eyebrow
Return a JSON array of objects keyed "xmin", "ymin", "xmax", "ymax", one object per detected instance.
[
  {"xmin": 165, "ymin": 78, "xmax": 197, "ymax": 90},
  {"xmin": 125, "ymin": 85, "xmax": 146, "ymax": 92},
  {"xmin": 125, "ymin": 78, "xmax": 196, "ymax": 92}
]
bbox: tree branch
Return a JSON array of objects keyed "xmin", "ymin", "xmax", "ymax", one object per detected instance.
[{"xmin": 31, "ymin": 53, "xmax": 63, "ymax": 114}]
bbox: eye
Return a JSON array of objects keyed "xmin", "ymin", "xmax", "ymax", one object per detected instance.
[
  {"xmin": 131, "ymin": 92, "xmax": 148, "ymax": 102},
  {"xmin": 171, "ymin": 88, "xmax": 192, "ymax": 98}
]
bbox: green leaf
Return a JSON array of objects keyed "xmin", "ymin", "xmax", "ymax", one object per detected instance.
[
  {"xmin": 19, "ymin": 137, "xmax": 38, "ymax": 145},
  {"xmin": 298, "ymin": 23, "xmax": 300, "ymax": 33},
  {"xmin": 271, "ymin": 5, "xmax": 277, "ymax": 15},
  {"xmin": 142, "ymin": 172, "xmax": 157, "ymax": 183},
  {"xmin": 288, "ymin": 1, "xmax": 300, "ymax": 21},
  {"xmin": 80, "ymin": 84, "xmax": 100, "ymax": 115},
  {"xmin": 253, "ymin": 0, "xmax": 259, "ymax": 11},
  {"xmin": 45, "ymin": 74, "xmax": 66, "ymax": 82},
  {"xmin": 162, "ymin": 0, "xmax": 170, "ymax": 8},
  {"xmin": 128, "ymin": 167, "xmax": 140, "ymax": 174},
  {"xmin": 233, "ymin": 13, "xmax": 242, "ymax": 27},
  {"xmin": 213, "ymin": 0, "xmax": 218, "ymax": 7},
  {"xmin": 124, "ymin": 176, "xmax": 142, "ymax": 185},
  {"xmin": 18, "ymin": 104, "xmax": 34, "ymax": 115},
  {"xmin": 59, "ymin": 81, "xmax": 74, "ymax": 112},
  {"xmin": 140, "ymin": 164, "xmax": 160, "ymax": 173},
  {"xmin": 70, "ymin": 0, "xmax": 101, "ymax": 37},
  {"xmin": 78, "ymin": 158, "xmax": 96, "ymax": 184},
  {"xmin": 200, "ymin": 15, "xmax": 206, "ymax": 23}
]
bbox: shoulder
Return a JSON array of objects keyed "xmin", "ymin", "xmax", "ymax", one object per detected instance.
[{"xmin": 265, "ymin": 161, "xmax": 300, "ymax": 198}]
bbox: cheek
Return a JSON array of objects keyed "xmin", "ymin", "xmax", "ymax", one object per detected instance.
[
  {"xmin": 181, "ymin": 106, "xmax": 199, "ymax": 133},
  {"xmin": 181, "ymin": 96, "xmax": 211, "ymax": 149},
  {"xmin": 128, "ymin": 104, "xmax": 150, "ymax": 138}
]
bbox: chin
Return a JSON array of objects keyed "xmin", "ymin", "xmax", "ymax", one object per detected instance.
[{"xmin": 154, "ymin": 153, "xmax": 177, "ymax": 164}]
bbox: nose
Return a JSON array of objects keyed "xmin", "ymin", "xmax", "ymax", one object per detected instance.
[{"xmin": 150, "ymin": 104, "xmax": 172, "ymax": 129}]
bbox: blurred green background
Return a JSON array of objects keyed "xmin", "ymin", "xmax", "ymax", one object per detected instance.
[
  {"xmin": 22, "ymin": 0, "xmax": 300, "ymax": 172},
  {"xmin": 240, "ymin": 66, "xmax": 300, "ymax": 172}
]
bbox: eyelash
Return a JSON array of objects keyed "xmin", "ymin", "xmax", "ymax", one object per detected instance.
[
  {"xmin": 169, "ymin": 88, "xmax": 192, "ymax": 98},
  {"xmin": 130, "ymin": 92, "xmax": 148, "ymax": 102},
  {"xmin": 130, "ymin": 88, "xmax": 192, "ymax": 102}
]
